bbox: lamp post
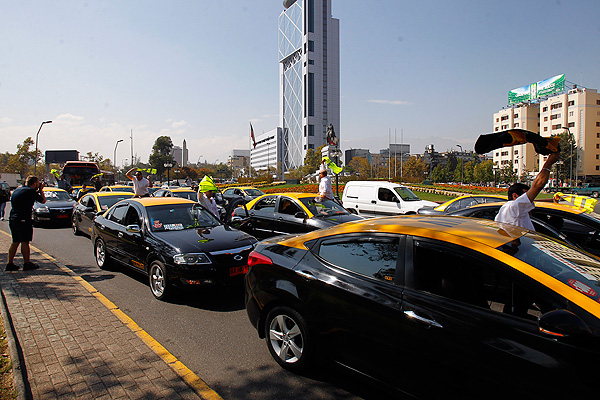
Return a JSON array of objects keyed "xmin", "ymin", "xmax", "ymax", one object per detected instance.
[
  {"xmin": 164, "ymin": 162, "xmax": 173, "ymax": 186},
  {"xmin": 34, "ymin": 120, "xmax": 52, "ymax": 175},
  {"xmin": 114, "ymin": 139, "xmax": 123, "ymax": 180},
  {"xmin": 456, "ymin": 145, "xmax": 463, "ymax": 184},
  {"xmin": 562, "ymin": 126, "xmax": 574, "ymax": 186}
]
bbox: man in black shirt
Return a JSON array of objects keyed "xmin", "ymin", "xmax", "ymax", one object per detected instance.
[{"xmin": 6, "ymin": 176, "xmax": 46, "ymax": 271}]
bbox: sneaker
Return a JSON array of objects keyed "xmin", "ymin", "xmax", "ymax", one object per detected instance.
[
  {"xmin": 5, "ymin": 263, "xmax": 19, "ymax": 271},
  {"xmin": 23, "ymin": 262, "xmax": 39, "ymax": 271}
]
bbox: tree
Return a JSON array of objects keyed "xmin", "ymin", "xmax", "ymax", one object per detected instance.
[
  {"xmin": 4, "ymin": 137, "xmax": 37, "ymax": 177},
  {"xmin": 558, "ymin": 131, "xmax": 576, "ymax": 185},
  {"xmin": 473, "ymin": 160, "xmax": 494, "ymax": 184},
  {"xmin": 148, "ymin": 136, "xmax": 174, "ymax": 178},
  {"xmin": 401, "ymin": 156, "xmax": 427, "ymax": 183},
  {"xmin": 348, "ymin": 156, "xmax": 371, "ymax": 178},
  {"xmin": 431, "ymin": 164, "xmax": 448, "ymax": 183}
]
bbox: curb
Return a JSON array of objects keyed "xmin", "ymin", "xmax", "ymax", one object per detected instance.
[{"xmin": 0, "ymin": 285, "xmax": 30, "ymax": 400}]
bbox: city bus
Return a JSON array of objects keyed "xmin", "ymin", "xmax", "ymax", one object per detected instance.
[{"xmin": 62, "ymin": 161, "xmax": 100, "ymax": 187}]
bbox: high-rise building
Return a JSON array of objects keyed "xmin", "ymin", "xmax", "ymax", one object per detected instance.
[
  {"xmin": 277, "ymin": 0, "xmax": 340, "ymax": 172},
  {"xmin": 493, "ymin": 86, "xmax": 600, "ymax": 182},
  {"xmin": 182, "ymin": 139, "xmax": 188, "ymax": 167},
  {"xmin": 171, "ymin": 145, "xmax": 183, "ymax": 166}
]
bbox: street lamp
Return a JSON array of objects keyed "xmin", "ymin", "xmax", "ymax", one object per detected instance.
[
  {"xmin": 164, "ymin": 162, "xmax": 173, "ymax": 186},
  {"xmin": 34, "ymin": 120, "xmax": 52, "ymax": 175},
  {"xmin": 114, "ymin": 139, "xmax": 123, "ymax": 180},
  {"xmin": 456, "ymin": 144, "xmax": 463, "ymax": 184},
  {"xmin": 562, "ymin": 126, "xmax": 575, "ymax": 186}
]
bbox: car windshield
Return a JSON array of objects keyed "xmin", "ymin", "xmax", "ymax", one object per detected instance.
[
  {"xmin": 173, "ymin": 191, "xmax": 198, "ymax": 202},
  {"xmin": 45, "ymin": 191, "xmax": 72, "ymax": 201},
  {"xmin": 111, "ymin": 187, "xmax": 134, "ymax": 192},
  {"xmin": 245, "ymin": 188, "xmax": 264, "ymax": 196},
  {"xmin": 147, "ymin": 203, "xmax": 220, "ymax": 232},
  {"xmin": 98, "ymin": 195, "xmax": 133, "ymax": 211},
  {"xmin": 393, "ymin": 187, "xmax": 421, "ymax": 201},
  {"xmin": 298, "ymin": 197, "xmax": 348, "ymax": 216},
  {"xmin": 498, "ymin": 232, "xmax": 600, "ymax": 297}
]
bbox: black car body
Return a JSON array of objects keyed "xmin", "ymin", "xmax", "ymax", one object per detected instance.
[
  {"xmin": 72, "ymin": 192, "xmax": 134, "ymax": 237},
  {"xmin": 449, "ymin": 201, "xmax": 600, "ymax": 257},
  {"xmin": 92, "ymin": 197, "xmax": 257, "ymax": 300},
  {"xmin": 222, "ymin": 186, "xmax": 265, "ymax": 205},
  {"xmin": 245, "ymin": 216, "xmax": 600, "ymax": 398},
  {"xmin": 32, "ymin": 188, "xmax": 76, "ymax": 226},
  {"xmin": 231, "ymin": 193, "xmax": 364, "ymax": 239}
]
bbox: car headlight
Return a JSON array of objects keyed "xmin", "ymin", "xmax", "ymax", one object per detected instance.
[
  {"xmin": 173, "ymin": 253, "xmax": 212, "ymax": 265},
  {"xmin": 35, "ymin": 206, "xmax": 49, "ymax": 213}
]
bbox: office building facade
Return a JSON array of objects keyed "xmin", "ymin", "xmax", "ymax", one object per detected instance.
[{"xmin": 278, "ymin": 0, "xmax": 340, "ymax": 171}]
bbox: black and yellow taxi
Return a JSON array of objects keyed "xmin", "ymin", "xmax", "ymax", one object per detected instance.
[
  {"xmin": 245, "ymin": 215, "xmax": 600, "ymax": 398},
  {"xmin": 32, "ymin": 187, "xmax": 76, "ymax": 226},
  {"xmin": 152, "ymin": 187, "xmax": 198, "ymax": 202},
  {"xmin": 98, "ymin": 185, "xmax": 135, "ymax": 193},
  {"xmin": 72, "ymin": 192, "xmax": 135, "ymax": 237},
  {"xmin": 221, "ymin": 186, "xmax": 265, "ymax": 204},
  {"xmin": 449, "ymin": 201, "xmax": 600, "ymax": 257},
  {"xmin": 417, "ymin": 194, "xmax": 506, "ymax": 215},
  {"xmin": 231, "ymin": 192, "xmax": 363, "ymax": 239},
  {"xmin": 92, "ymin": 197, "xmax": 257, "ymax": 300}
]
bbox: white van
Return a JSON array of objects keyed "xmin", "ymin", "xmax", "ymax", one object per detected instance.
[{"xmin": 342, "ymin": 181, "xmax": 438, "ymax": 218}]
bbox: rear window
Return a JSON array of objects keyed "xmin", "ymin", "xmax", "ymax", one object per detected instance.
[{"xmin": 98, "ymin": 195, "xmax": 133, "ymax": 211}]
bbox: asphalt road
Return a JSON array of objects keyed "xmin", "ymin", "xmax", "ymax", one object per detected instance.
[{"xmin": 0, "ymin": 206, "xmax": 399, "ymax": 400}]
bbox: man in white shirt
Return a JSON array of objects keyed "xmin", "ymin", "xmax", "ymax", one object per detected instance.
[
  {"xmin": 318, "ymin": 169, "xmax": 334, "ymax": 201},
  {"xmin": 126, "ymin": 168, "xmax": 153, "ymax": 197},
  {"xmin": 495, "ymin": 152, "xmax": 559, "ymax": 230}
]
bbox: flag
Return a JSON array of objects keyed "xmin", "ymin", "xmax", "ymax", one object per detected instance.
[
  {"xmin": 322, "ymin": 156, "xmax": 343, "ymax": 175},
  {"xmin": 475, "ymin": 129, "xmax": 560, "ymax": 155},
  {"xmin": 250, "ymin": 122, "xmax": 256, "ymax": 148}
]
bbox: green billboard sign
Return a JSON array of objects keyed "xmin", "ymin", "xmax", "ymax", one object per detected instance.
[{"xmin": 508, "ymin": 74, "xmax": 565, "ymax": 105}]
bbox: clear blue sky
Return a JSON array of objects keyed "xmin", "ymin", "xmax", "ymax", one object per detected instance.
[{"xmin": 1, "ymin": 0, "xmax": 599, "ymax": 166}]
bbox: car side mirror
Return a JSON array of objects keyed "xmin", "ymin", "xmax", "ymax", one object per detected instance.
[
  {"xmin": 126, "ymin": 224, "xmax": 141, "ymax": 233},
  {"xmin": 538, "ymin": 309, "xmax": 592, "ymax": 338},
  {"xmin": 295, "ymin": 211, "xmax": 307, "ymax": 219}
]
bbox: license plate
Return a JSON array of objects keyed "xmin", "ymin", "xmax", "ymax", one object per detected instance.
[
  {"xmin": 229, "ymin": 265, "xmax": 248, "ymax": 277},
  {"xmin": 57, "ymin": 214, "xmax": 69, "ymax": 218}
]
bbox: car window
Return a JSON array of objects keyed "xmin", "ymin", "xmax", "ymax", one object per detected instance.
[
  {"xmin": 445, "ymin": 198, "xmax": 468, "ymax": 213},
  {"xmin": 393, "ymin": 187, "xmax": 421, "ymax": 201},
  {"xmin": 531, "ymin": 210, "xmax": 600, "ymax": 255},
  {"xmin": 45, "ymin": 191, "xmax": 72, "ymax": 201},
  {"xmin": 465, "ymin": 208, "xmax": 498, "ymax": 220},
  {"xmin": 223, "ymin": 188, "xmax": 234, "ymax": 195},
  {"xmin": 245, "ymin": 188, "xmax": 264, "ymax": 196},
  {"xmin": 411, "ymin": 239, "xmax": 567, "ymax": 320},
  {"xmin": 254, "ymin": 196, "xmax": 277, "ymax": 212},
  {"xmin": 235, "ymin": 189, "xmax": 243, "ymax": 195},
  {"xmin": 124, "ymin": 206, "xmax": 141, "ymax": 226},
  {"xmin": 146, "ymin": 203, "xmax": 220, "ymax": 232},
  {"xmin": 378, "ymin": 188, "xmax": 398, "ymax": 203},
  {"xmin": 278, "ymin": 198, "xmax": 302, "ymax": 215},
  {"xmin": 98, "ymin": 195, "xmax": 133, "ymax": 211},
  {"xmin": 173, "ymin": 191, "xmax": 198, "ymax": 202},
  {"xmin": 298, "ymin": 197, "xmax": 348, "ymax": 216},
  {"xmin": 108, "ymin": 204, "xmax": 129, "ymax": 225},
  {"xmin": 85, "ymin": 196, "xmax": 95, "ymax": 208},
  {"xmin": 317, "ymin": 237, "xmax": 398, "ymax": 283}
]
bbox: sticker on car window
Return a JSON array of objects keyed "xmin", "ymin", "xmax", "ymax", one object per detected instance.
[
  {"xmin": 568, "ymin": 279, "xmax": 597, "ymax": 297},
  {"xmin": 164, "ymin": 223, "xmax": 183, "ymax": 230},
  {"xmin": 152, "ymin": 220, "xmax": 163, "ymax": 229},
  {"xmin": 101, "ymin": 205, "xmax": 108, "ymax": 210}
]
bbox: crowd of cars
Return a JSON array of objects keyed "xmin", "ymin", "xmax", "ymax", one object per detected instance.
[{"xmin": 25, "ymin": 181, "xmax": 600, "ymax": 397}]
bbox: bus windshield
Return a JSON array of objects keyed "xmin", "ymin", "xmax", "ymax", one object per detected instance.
[{"xmin": 62, "ymin": 162, "xmax": 100, "ymax": 186}]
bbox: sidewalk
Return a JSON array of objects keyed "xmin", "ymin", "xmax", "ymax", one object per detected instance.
[{"xmin": 0, "ymin": 232, "xmax": 209, "ymax": 400}]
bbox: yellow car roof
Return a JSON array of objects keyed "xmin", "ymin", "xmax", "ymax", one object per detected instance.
[
  {"xmin": 43, "ymin": 187, "xmax": 68, "ymax": 193},
  {"xmin": 228, "ymin": 186, "xmax": 260, "ymax": 190},
  {"xmin": 130, "ymin": 197, "xmax": 196, "ymax": 207},
  {"xmin": 168, "ymin": 188, "xmax": 196, "ymax": 192},
  {"xmin": 279, "ymin": 215, "xmax": 528, "ymax": 250},
  {"xmin": 89, "ymin": 192, "xmax": 135, "ymax": 198},
  {"xmin": 435, "ymin": 194, "xmax": 506, "ymax": 211}
]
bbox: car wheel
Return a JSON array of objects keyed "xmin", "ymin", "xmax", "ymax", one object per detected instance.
[
  {"xmin": 264, "ymin": 306, "xmax": 314, "ymax": 373},
  {"xmin": 95, "ymin": 238, "xmax": 111, "ymax": 269},
  {"xmin": 149, "ymin": 260, "xmax": 170, "ymax": 300},
  {"xmin": 72, "ymin": 215, "xmax": 81, "ymax": 236},
  {"xmin": 592, "ymin": 191, "xmax": 599, "ymax": 198}
]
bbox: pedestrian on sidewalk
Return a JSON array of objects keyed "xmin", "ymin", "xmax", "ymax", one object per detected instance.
[
  {"xmin": 6, "ymin": 176, "xmax": 46, "ymax": 271},
  {"xmin": 0, "ymin": 181, "xmax": 9, "ymax": 221}
]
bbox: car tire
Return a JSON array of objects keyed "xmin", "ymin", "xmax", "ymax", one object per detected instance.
[
  {"xmin": 72, "ymin": 215, "xmax": 81, "ymax": 236},
  {"xmin": 95, "ymin": 238, "xmax": 112, "ymax": 269},
  {"xmin": 264, "ymin": 306, "xmax": 314, "ymax": 373},
  {"xmin": 592, "ymin": 191, "xmax": 599, "ymax": 198},
  {"xmin": 149, "ymin": 260, "xmax": 170, "ymax": 301}
]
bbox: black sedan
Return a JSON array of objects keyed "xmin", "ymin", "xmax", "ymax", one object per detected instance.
[
  {"xmin": 448, "ymin": 201, "xmax": 600, "ymax": 257},
  {"xmin": 231, "ymin": 192, "xmax": 363, "ymax": 239},
  {"xmin": 222, "ymin": 186, "xmax": 265, "ymax": 205},
  {"xmin": 72, "ymin": 192, "xmax": 134, "ymax": 237},
  {"xmin": 32, "ymin": 187, "xmax": 76, "ymax": 226},
  {"xmin": 245, "ymin": 216, "xmax": 600, "ymax": 398},
  {"xmin": 92, "ymin": 197, "xmax": 257, "ymax": 300}
]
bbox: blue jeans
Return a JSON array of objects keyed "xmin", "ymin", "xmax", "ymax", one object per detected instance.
[{"xmin": 0, "ymin": 201, "xmax": 6, "ymax": 219}]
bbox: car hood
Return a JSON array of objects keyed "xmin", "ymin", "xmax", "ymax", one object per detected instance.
[
  {"xmin": 314, "ymin": 213, "xmax": 364, "ymax": 225},
  {"xmin": 152, "ymin": 224, "xmax": 257, "ymax": 254},
  {"xmin": 34, "ymin": 200, "xmax": 75, "ymax": 209}
]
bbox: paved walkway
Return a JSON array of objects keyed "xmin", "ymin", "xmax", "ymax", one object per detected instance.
[{"xmin": 0, "ymin": 231, "xmax": 216, "ymax": 400}]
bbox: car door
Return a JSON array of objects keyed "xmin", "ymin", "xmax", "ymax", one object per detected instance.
[
  {"xmin": 249, "ymin": 196, "xmax": 277, "ymax": 237},
  {"xmin": 81, "ymin": 195, "xmax": 98, "ymax": 235},
  {"xmin": 294, "ymin": 234, "xmax": 405, "ymax": 384},
  {"xmin": 400, "ymin": 237, "xmax": 585, "ymax": 397},
  {"xmin": 101, "ymin": 203, "xmax": 130, "ymax": 262},
  {"xmin": 118, "ymin": 204, "xmax": 146, "ymax": 271},
  {"xmin": 373, "ymin": 187, "xmax": 402, "ymax": 216},
  {"xmin": 273, "ymin": 196, "xmax": 310, "ymax": 235}
]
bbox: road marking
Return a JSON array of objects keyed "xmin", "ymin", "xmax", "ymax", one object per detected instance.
[{"xmin": 0, "ymin": 230, "xmax": 223, "ymax": 400}]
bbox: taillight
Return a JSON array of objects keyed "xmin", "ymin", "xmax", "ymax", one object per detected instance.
[{"xmin": 247, "ymin": 251, "xmax": 273, "ymax": 267}]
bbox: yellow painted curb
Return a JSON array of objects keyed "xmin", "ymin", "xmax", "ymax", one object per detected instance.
[{"xmin": 0, "ymin": 230, "xmax": 223, "ymax": 400}]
